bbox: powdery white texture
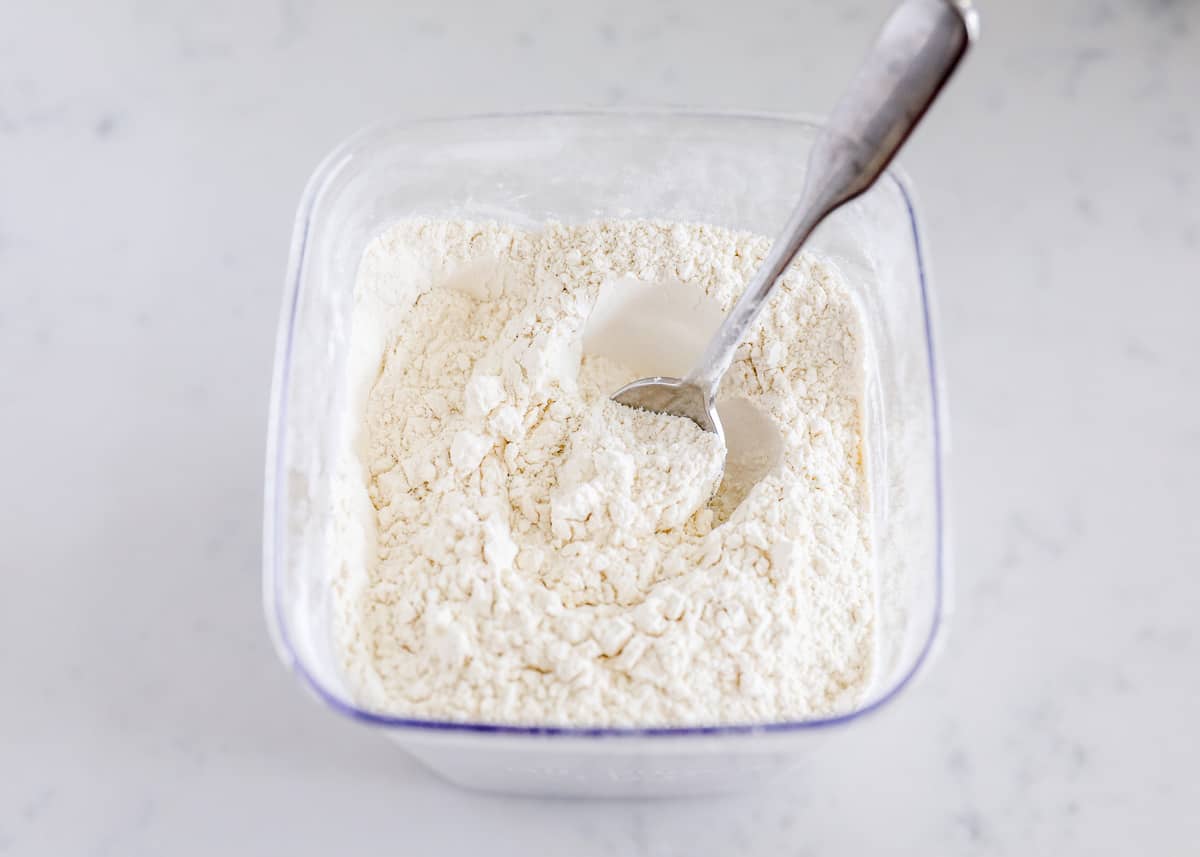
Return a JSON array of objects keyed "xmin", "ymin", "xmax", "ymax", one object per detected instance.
[{"xmin": 334, "ymin": 219, "xmax": 873, "ymax": 727}]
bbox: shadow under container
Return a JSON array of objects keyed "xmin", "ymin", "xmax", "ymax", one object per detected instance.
[{"xmin": 264, "ymin": 111, "xmax": 948, "ymax": 798}]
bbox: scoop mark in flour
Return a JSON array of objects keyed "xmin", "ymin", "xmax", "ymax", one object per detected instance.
[
  {"xmin": 582, "ymin": 276, "xmax": 782, "ymax": 519},
  {"xmin": 708, "ymin": 397, "xmax": 782, "ymax": 524}
]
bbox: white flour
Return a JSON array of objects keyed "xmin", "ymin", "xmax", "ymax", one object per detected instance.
[{"xmin": 333, "ymin": 218, "xmax": 874, "ymax": 726}]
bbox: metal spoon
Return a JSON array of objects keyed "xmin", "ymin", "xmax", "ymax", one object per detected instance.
[{"xmin": 613, "ymin": 0, "xmax": 977, "ymax": 443}]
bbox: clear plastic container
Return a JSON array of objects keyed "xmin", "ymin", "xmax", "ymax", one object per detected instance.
[{"xmin": 263, "ymin": 111, "xmax": 947, "ymax": 797}]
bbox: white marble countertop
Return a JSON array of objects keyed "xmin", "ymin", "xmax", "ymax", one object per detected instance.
[{"xmin": 2, "ymin": 0, "xmax": 1197, "ymax": 853}]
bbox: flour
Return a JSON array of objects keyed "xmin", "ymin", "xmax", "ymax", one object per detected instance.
[{"xmin": 333, "ymin": 218, "xmax": 874, "ymax": 727}]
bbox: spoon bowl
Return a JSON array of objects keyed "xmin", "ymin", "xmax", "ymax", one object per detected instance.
[{"xmin": 611, "ymin": 376, "xmax": 724, "ymax": 443}]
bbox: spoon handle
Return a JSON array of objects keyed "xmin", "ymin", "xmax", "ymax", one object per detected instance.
[{"xmin": 685, "ymin": 0, "xmax": 977, "ymax": 401}]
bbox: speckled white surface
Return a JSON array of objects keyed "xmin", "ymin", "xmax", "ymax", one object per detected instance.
[{"xmin": 1, "ymin": 0, "xmax": 1198, "ymax": 854}]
